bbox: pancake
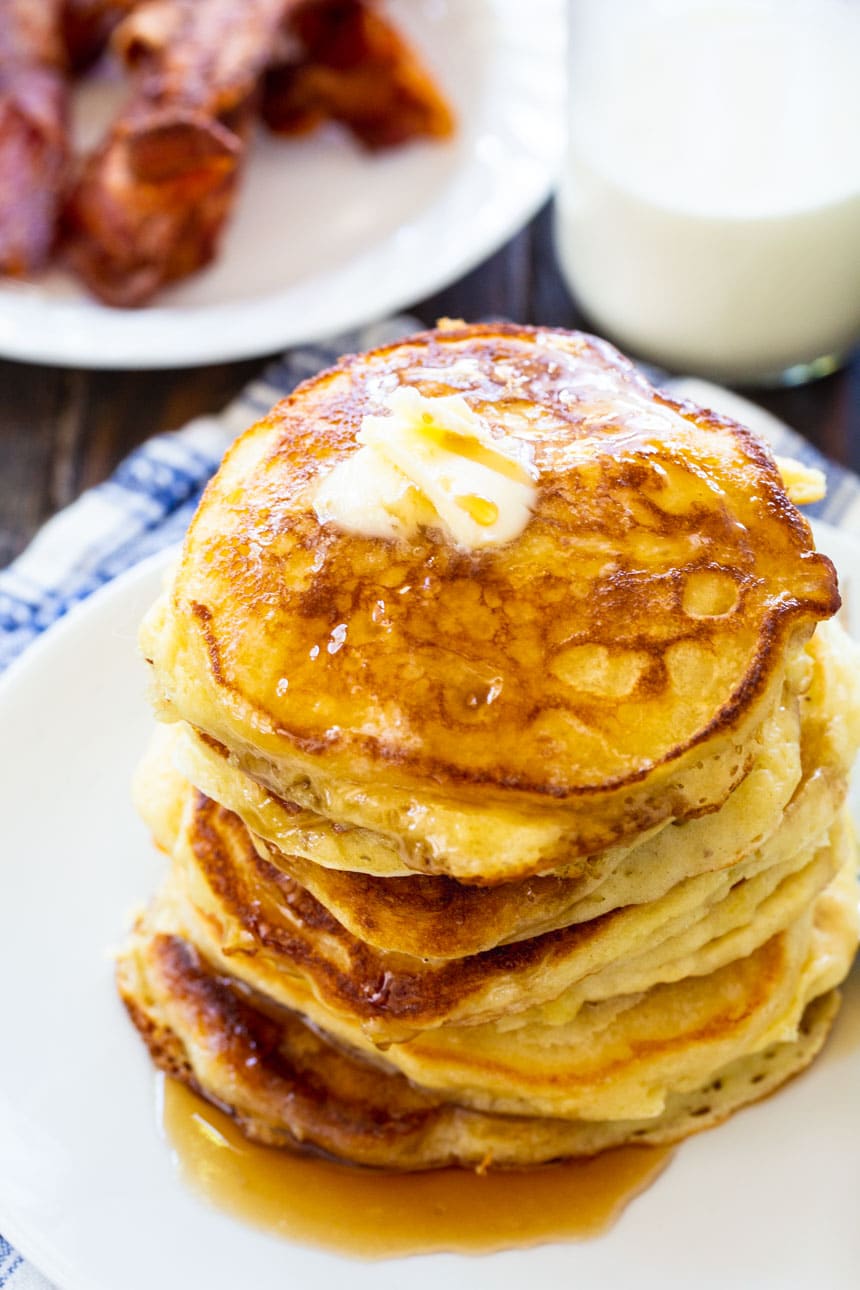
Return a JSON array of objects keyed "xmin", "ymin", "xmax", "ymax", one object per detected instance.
[
  {"xmin": 168, "ymin": 678, "xmax": 799, "ymax": 885},
  {"xmin": 140, "ymin": 322, "xmax": 838, "ymax": 883},
  {"xmin": 136, "ymin": 786, "xmax": 855, "ymax": 1044},
  {"xmin": 190, "ymin": 840, "xmax": 855, "ymax": 1122},
  {"xmin": 117, "ymin": 923, "xmax": 843, "ymax": 1169},
  {"xmin": 123, "ymin": 322, "xmax": 858, "ymax": 1180},
  {"xmin": 134, "ymin": 618, "xmax": 858, "ymax": 965},
  {"xmin": 141, "ymin": 685, "xmax": 800, "ymax": 949}
]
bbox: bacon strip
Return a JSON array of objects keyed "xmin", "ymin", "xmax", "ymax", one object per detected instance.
[
  {"xmin": 61, "ymin": 0, "xmax": 140, "ymax": 72},
  {"xmin": 0, "ymin": 0, "xmax": 70, "ymax": 276},
  {"xmin": 262, "ymin": 0, "xmax": 455, "ymax": 151},
  {"xmin": 63, "ymin": 0, "xmax": 297, "ymax": 305}
]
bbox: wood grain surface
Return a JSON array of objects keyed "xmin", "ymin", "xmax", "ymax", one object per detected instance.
[{"xmin": 0, "ymin": 204, "xmax": 857, "ymax": 567}]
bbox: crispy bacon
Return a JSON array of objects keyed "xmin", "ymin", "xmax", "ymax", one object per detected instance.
[
  {"xmin": 0, "ymin": 0, "xmax": 70, "ymax": 276},
  {"xmin": 63, "ymin": 0, "xmax": 298, "ymax": 305},
  {"xmin": 262, "ymin": 0, "xmax": 455, "ymax": 150},
  {"xmin": 61, "ymin": 0, "xmax": 140, "ymax": 72}
]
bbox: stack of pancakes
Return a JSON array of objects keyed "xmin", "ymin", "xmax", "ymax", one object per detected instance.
[{"xmin": 120, "ymin": 322, "xmax": 860, "ymax": 1169}]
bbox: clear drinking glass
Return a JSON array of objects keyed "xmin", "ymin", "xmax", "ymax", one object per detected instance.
[{"xmin": 554, "ymin": 0, "xmax": 860, "ymax": 384}]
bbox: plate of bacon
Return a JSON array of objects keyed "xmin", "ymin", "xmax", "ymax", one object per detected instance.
[{"xmin": 0, "ymin": 0, "xmax": 563, "ymax": 368}]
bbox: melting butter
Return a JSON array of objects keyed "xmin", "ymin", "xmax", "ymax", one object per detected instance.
[
  {"xmin": 774, "ymin": 455, "xmax": 827, "ymax": 506},
  {"xmin": 313, "ymin": 386, "xmax": 538, "ymax": 549}
]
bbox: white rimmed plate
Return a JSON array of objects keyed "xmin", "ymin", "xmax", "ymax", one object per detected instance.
[
  {"xmin": 0, "ymin": 0, "xmax": 564, "ymax": 369},
  {"xmin": 0, "ymin": 519, "xmax": 858, "ymax": 1290}
]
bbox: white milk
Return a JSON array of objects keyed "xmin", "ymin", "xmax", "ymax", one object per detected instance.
[{"xmin": 555, "ymin": 0, "xmax": 860, "ymax": 381}]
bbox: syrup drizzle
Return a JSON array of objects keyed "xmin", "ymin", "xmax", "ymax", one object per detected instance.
[{"xmin": 161, "ymin": 1078, "xmax": 674, "ymax": 1258}]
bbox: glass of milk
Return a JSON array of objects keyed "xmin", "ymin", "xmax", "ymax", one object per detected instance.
[{"xmin": 554, "ymin": 0, "xmax": 860, "ymax": 383}]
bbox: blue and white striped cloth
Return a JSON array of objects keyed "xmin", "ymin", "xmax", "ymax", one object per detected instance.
[{"xmin": 1, "ymin": 326, "xmax": 859, "ymax": 1290}]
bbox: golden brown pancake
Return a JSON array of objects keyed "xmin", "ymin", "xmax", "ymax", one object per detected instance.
[
  {"xmin": 135, "ymin": 782, "xmax": 857, "ymax": 1054},
  {"xmin": 136, "ymin": 618, "xmax": 857, "ymax": 963},
  {"xmin": 169, "ymin": 686, "xmax": 797, "ymax": 885},
  {"xmin": 141, "ymin": 685, "xmax": 801, "ymax": 955},
  {"xmin": 140, "ymin": 322, "xmax": 838, "ymax": 882},
  {"xmin": 122, "ymin": 322, "xmax": 859, "ymax": 1177},
  {"xmin": 117, "ymin": 923, "xmax": 843, "ymax": 1169}
]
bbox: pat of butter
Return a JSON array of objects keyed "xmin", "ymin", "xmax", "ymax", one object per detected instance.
[
  {"xmin": 313, "ymin": 385, "xmax": 538, "ymax": 549},
  {"xmin": 774, "ymin": 455, "xmax": 827, "ymax": 506}
]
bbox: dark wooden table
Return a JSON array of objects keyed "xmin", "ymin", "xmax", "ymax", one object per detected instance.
[{"xmin": 1, "ymin": 202, "xmax": 857, "ymax": 568}]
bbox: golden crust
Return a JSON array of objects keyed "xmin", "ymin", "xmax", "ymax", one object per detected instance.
[
  {"xmin": 142, "ymin": 324, "xmax": 838, "ymax": 832},
  {"xmin": 124, "ymin": 325, "xmax": 858, "ymax": 1172},
  {"xmin": 160, "ymin": 774, "xmax": 846, "ymax": 1043},
  {"xmin": 152, "ymin": 648, "xmax": 814, "ymax": 940},
  {"xmin": 117, "ymin": 926, "xmax": 842, "ymax": 1169}
]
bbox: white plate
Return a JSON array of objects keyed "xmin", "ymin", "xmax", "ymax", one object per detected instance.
[
  {"xmin": 0, "ymin": 520, "xmax": 858, "ymax": 1290},
  {"xmin": 0, "ymin": 0, "xmax": 564, "ymax": 370}
]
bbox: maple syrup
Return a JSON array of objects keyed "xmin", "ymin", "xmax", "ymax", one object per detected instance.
[{"xmin": 161, "ymin": 1077, "xmax": 673, "ymax": 1258}]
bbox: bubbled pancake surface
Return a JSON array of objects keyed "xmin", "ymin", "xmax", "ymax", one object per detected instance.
[
  {"xmin": 141, "ymin": 324, "xmax": 838, "ymax": 878},
  {"xmin": 139, "ymin": 620, "xmax": 856, "ymax": 957},
  {"xmin": 125, "ymin": 322, "xmax": 859, "ymax": 1173},
  {"xmin": 134, "ymin": 624, "xmax": 858, "ymax": 1054}
]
